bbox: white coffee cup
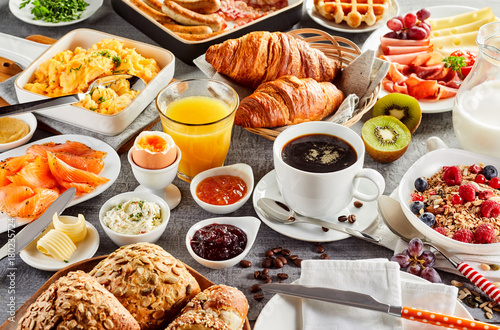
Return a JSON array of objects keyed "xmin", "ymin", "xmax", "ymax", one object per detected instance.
[{"xmin": 273, "ymin": 122, "xmax": 385, "ymax": 219}]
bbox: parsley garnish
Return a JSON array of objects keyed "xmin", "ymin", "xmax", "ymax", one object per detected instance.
[
  {"xmin": 19, "ymin": 0, "xmax": 89, "ymax": 23},
  {"xmin": 97, "ymin": 96, "xmax": 106, "ymax": 103},
  {"xmin": 89, "ymin": 107, "xmax": 97, "ymax": 111},
  {"xmin": 112, "ymin": 56, "xmax": 121, "ymax": 67},
  {"xmin": 443, "ymin": 56, "xmax": 466, "ymax": 72},
  {"xmin": 98, "ymin": 50, "xmax": 111, "ymax": 58},
  {"xmin": 69, "ymin": 64, "xmax": 82, "ymax": 73}
]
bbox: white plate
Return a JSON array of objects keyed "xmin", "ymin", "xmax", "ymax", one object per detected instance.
[
  {"xmin": 0, "ymin": 134, "xmax": 120, "ymax": 233},
  {"xmin": 252, "ymin": 170, "xmax": 378, "ymax": 242},
  {"xmin": 254, "ymin": 273, "xmax": 473, "ymax": 329},
  {"xmin": 0, "ymin": 32, "xmax": 49, "ymax": 67},
  {"xmin": 306, "ymin": 0, "xmax": 399, "ymax": 33},
  {"xmin": 19, "ymin": 221, "xmax": 100, "ymax": 271},
  {"xmin": 9, "ymin": 0, "xmax": 103, "ymax": 27},
  {"xmin": 361, "ymin": 5, "xmax": 478, "ymax": 113},
  {"xmin": 0, "ymin": 113, "xmax": 37, "ymax": 152}
]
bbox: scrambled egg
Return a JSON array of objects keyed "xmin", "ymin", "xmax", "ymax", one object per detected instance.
[{"xmin": 24, "ymin": 39, "xmax": 160, "ymax": 115}]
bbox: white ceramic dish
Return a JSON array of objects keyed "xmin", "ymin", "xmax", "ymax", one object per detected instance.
[
  {"xmin": 0, "ymin": 134, "xmax": 120, "ymax": 233},
  {"xmin": 98, "ymin": 191, "xmax": 170, "ymax": 246},
  {"xmin": 306, "ymin": 0, "xmax": 399, "ymax": 33},
  {"xmin": 185, "ymin": 216, "xmax": 260, "ymax": 269},
  {"xmin": 15, "ymin": 29, "xmax": 175, "ymax": 135},
  {"xmin": 361, "ymin": 5, "xmax": 478, "ymax": 114},
  {"xmin": 253, "ymin": 170, "xmax": 378, "ymax": 242},
  {"xmin": 253, "ymin": 273, "xmax": 472, "ymax": 329},
  {"xmin": 9, "ymin": 0, "xmax": 103, "ymax": 27},
  {"xmin": 398, "ymin": 148, "xmax": 500, "ymax": 255},
  {"xmin": 0, "ymin": 32, "xmax": 49, "ymax": 68},
  {"xmin": 19, "ymin": 220, "xmax": 100, "ymax": 271},
  {"xmin": 190, "ymin": 164, "xmax": 254, "ymax": 214},
  {"xmin": 0, "ymin": 113, "xmax": 37, "ymax": 152}
]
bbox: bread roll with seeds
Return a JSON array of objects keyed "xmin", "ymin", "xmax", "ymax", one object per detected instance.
[
  {"xmin": 17, "ymin": 271, "xmax": 140, "ymax": 330},
  {"xmin": 89, "ymin": 243, "xmax": 201, "ymax": 330},
  {"xmin": 167, "ymin": 285, "xmax": 248, "ymax": 330}
]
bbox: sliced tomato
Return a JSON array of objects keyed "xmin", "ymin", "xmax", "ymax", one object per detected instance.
[{"xmin": 449, "ymin": 50, "xmax": 477, "ymax": 78}]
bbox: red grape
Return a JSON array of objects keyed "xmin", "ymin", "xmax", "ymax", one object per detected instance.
[
  {"xmin": 407, "ymin": 27, "xmax": 427, "ymax": 40},
  {"xmin": 383, "ymin": 31, "xmax": 399, "ymax": 39},
  {"xmin": 387, "ymin": 18, "xmax": 403, "ymax": 32},
  {"xmin": 418, "ymin": 250, "xmax": 435, "ymax": 267},
  {"xmin": 408, "ymin": 238, "xmax": 424, "ymax": 258},
  {"xmin": 421, "ymin": 267, "xmax": 442, "ymax": 283},
  {"xmin": 419, "ymin": 22, "xmax": 431, "ymax": 35},
  {"xmin": 403, "ymin": 13, "xmax": 417, "ymax": 28},
  {"xmin": 398, "ymin": 31, "xmax": 408, "ymax": 40},
  {"xmin": 407, "ymin": 262, "xmax": 422, "ymax": 276},
  {"xmin": 391, "ymin": 253, "xmax": 411, "ymax": 268},
  {"xmin": 394, "ymin": 15, "xmax": 404, "ymax": 23},
  {"xmin": 416, "ymin": 8, "xmax": 431, "ymax": 21}
]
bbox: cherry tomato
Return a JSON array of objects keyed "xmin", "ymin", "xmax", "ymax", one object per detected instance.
[{"xmin": 450, "ymin": 50, "xmax": 477, "ymax": 78}]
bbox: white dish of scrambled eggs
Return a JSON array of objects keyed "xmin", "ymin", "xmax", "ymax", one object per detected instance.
[{"xmin": 15, "ymin": 29, "xmax": 175, "ymax": 135}]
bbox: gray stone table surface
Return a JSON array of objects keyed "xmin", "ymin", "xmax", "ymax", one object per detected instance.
[{"xmin": 0, "ymin": 0, "xmax": 499, "ymax": 327}]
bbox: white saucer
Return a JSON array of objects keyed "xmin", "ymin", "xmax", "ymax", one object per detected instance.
[
  {"xmin": 19, "ymin": 221, "xmax": 100, "ymax": 271},
  {"xmin": 252, "ymin": 170, "xmax": 378, "ymax": 242},
  {"xmin": 134, "ymin": 184, "xmax": 181, "ymax": 210}
]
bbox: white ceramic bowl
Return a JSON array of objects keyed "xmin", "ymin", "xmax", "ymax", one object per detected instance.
[
  {"xmin": 0, "ymin": 113, "xmax": 37, "ymax": 152},
  {"xmin": 398, "ymin": 148, "xmax": 500, "ymax": 255},
  {"xmin": 185, "ymin": 216, "xmax": 260, "ymax": 269},
  {"xmin": 190, "ymin": 163, "xmax": 254, "ymax": 214},
  {"xmin": 15, "ymin": 28, "xmax": 175, "ymax": 136},
  {"xmin": 99, "ymin": 191, "xmax": 170, "ymax": 246}
]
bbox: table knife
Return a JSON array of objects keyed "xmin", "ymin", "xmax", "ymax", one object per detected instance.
[
  {"xmin": 0, "ymin": 188, "xmax": 76, "ymax": 260},
  {"xmin": 261, "ymin": 283, "xmax": 499, "ymax": 329}
]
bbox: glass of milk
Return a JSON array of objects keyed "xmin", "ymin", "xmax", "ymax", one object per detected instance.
[{"xmin": 453, "ymin": 22, "xmax": 500, "ymax": 157}]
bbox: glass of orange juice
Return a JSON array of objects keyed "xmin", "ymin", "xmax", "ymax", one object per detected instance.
[{"xmin": 156, "ymin": 79, "xmax": 239, "ymax": 182}]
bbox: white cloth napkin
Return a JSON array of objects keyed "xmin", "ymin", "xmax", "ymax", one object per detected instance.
[{"xmin": 300, "ymin": 259, "xmax": 458, "ymax": 330}]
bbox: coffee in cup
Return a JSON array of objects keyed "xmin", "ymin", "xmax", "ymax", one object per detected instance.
[{"xmin": 273, "ymin": 122, "xmax": 385, "ymax": 219}]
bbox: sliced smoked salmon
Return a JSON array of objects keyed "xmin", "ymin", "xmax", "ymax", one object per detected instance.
[
  {"xmin": 0, "ymin": 184, "xmax": 35, "ymax": 214},
  {"xmin": 52, "ymin": 152, "xmax": 105, "ymax": 174},
  {"xmin": 27, "ymin": 141, "xmax": 107, "ymax": 159},
  {"xmin": 8, "ymin": 156, "xmax": 58, "ymax": 189},
  {"xmin": 47, "ymin": 152, "xmax": 109, "ymax": 187},
  {"xmin": 0, "ymin": 154, "xmax": 36, "ymax": 186},
  {"xmin": 13, "ymin": 187, "xmax": 60, "ymax": 219}
]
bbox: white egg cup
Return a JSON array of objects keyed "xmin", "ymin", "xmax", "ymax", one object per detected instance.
[{"xmin": 128, "ymin": 146, "xmax": 182, "ymax": 210}]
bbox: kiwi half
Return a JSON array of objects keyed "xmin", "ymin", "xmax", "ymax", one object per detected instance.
[
  {"xmin": 373, "ymin": 93, "xmax": 422, "ymax": 133},
  {"xmin": 361, "ymin": 115, "xmax": 411, "ymax": 163}
]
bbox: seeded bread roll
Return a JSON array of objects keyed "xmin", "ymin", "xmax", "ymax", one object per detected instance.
[
  {"xmin": 89, "ymin": 243, "xmax": 201, "ymax": 330},
  {"xmin": 17, "ymin": 270, "xmax": 140, "ymax": 330},
  {"xmin": 167, "ymin": 285, "xmax": 249, "ymax": 330}
]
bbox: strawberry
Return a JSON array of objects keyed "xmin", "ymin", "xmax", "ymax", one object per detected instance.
[
  {"xmin": 474, "ymin": 223, "xmax": 496, "ymax": 244},
  {"xmin": 443, "ymin": 166, "xmax": 462, "ymax": 186}
]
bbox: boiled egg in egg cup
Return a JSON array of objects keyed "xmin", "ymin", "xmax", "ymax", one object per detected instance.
[{"xmin": 128, "ymin": 131, "xmax": 182, "ymax": 210}]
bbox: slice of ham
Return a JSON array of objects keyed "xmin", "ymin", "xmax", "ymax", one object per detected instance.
[
  {"xmin": 380, "ymin": 37, "xmax": 431, "ymax": 53},
  {"xmin": 411, "ymin": 52, "xmax": 445, "ymax": 66},
  {"xmin": 384, "ymin": 45, "xmax": 433, "ymax": 55},
  {"xmin": 414, "ymin": 63, "xmax": 450, "ymax": 81},
  {"xmin": 405, "ymin": 74, "xmax": 440, "ymax": 99},
  {"xmin": 380, "ymin": 51, "xmax": 429, "ymax": 65}
]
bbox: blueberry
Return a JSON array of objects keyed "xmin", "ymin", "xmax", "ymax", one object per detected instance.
[
  {"xmin": 419, "ymin": 212, "xmax": 436, "ymax": 227},
  {"xmin": 414, "ymin": 177, "xmax": 428, "ymax": 192},
  {"xmin": 410, "ymin": 201, "xmax": 424, "ymax": 214},
  {"xmin": 482, "ymin": 165, "xmax": 498, "ymax": 180}
]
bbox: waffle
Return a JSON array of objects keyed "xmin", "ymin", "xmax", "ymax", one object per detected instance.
[{"xmin": 314, "ymin": 0, "xmax": 391, "ymax": 28}]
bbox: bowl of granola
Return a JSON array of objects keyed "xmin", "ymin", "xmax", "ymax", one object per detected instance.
[{"xmin": 398, "ymin": 148, "xmax": 500, "ymax": 255}]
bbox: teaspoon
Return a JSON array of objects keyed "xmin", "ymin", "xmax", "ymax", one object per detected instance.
[{"xmin": 256, "ymin": 197, "xmax": 381, "ymax": 244}]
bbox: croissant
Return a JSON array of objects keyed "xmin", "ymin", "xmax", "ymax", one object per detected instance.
[
  {"xmin": 205, "ymin": 31, "xmax": 342, "ymax": 88},
  {"xmin": 235, "ymin": 75, "xmax": 345, "ymax": 128}
]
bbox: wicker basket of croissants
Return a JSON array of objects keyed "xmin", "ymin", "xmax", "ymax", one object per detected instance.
[{"xmin": 205, "ymin": 28, "xmax": 380, "ymax": 140}]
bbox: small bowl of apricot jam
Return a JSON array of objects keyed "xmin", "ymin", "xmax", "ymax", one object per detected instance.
[
  {"xmin": 190, "ymin": 163, "xmax": 254, "ymax": 214},
  {"xmin": 186, "ymin": 216, "xmax": 260, "ymax": 269}
]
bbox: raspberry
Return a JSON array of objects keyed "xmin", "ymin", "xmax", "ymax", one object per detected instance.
[
  {"xmin": 411, "ymin": 192, "xmax": 424, "ymax": 201},
  {"xmin": 474, "ymin": 223, "xmax": 496, "ymax": 244},
  {"xmin": 451, "ymin": 194, "xmax": 463, "ymax": 204},
  {"xmin": 443, "ymin": 166, "xmax": 462, "ymax": 185},
  {"xmin": 452, "ymin": 229, "xmax": 474, "ymax": 243},
  {"xmin": 434, "ymin": 227, "xmax": 447, "ymax": 235},
  {"xmin": 458, "ymin": 184, "xmax": 476, "ymax": 202},
  {"xmin": 481, "ymin": 200, "xmax": 500, "ymax": 218},
  {"xmin": 475, "ymin": 174, "xmax": 486, "ymax": 184},
  {"xmin": 490, "ymin": 177, "xmax": 500, "ymax": 189},
  {"xmin": 478, "ymin": 190, "xmax": 494, "ymax": 200},
  {"xmin": 470, "ymin": 164, "xmax": 482, "ymax": 174}
]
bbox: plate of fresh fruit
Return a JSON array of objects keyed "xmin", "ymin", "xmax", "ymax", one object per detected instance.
[{"xmin": 362, "ymin": 6, "xmax": 494, "ymax": 113}]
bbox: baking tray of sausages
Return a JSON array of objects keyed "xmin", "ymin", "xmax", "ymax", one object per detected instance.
[{"xmin": 111, "ymin": 0, "xmax": 303, "ymax": 64}]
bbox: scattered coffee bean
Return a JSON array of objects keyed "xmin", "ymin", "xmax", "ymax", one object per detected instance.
[
  {"xmin": 262, "ymin": 259, "xmax": 272, "ymax": 268},
  {"xmin": 316, "ymin": 245, "xmax": 325, "ymax": 253},
  {"xmin": 289, "ymin": 255, "xmax": 299, "ymax": 261},
  {"xmin": 281, "ymin": 249, "xmax": 291, "ymax": 256},
  {"xmin": 277, "ymin": 273, "xmax": 289, "ymax": 280},
  {"xmin": 262, "ymin": 268, "xmax": 269, "ymax": 275},
  {"xmin": 320, "ymin": 253, "xmax": 329, "ymax": 260},
  {"xmin": 273, "ymin": 258, "xmax": 284, "ymax": 268},
  {"xmin": 250, "ymin": 284, "xmax": 261, "ymax": 293},
  {"xmin": 354, "ymin": 201, "xmax": 363, "ymax": 208},
  {"xmin": 254, "ymin": 293, "xmax": 265, "ymax": 301},
  {"xmin": 277, "ymin": 256, "xmax": 287, "ymax": 265},
  {"xmin": 265, "ymin": 250, "xmax": 274, "ymax": 258},
  {"xmin": 272, "ymin": 246, "xmax": 282, "ymax": 254},
  {"xmin": 338, "ymin": 215, "xmax": 348, "ymax": 222},
  {"xmin": 239, "ymin": 260, "xmax": 252, "ymax": 268},
  {"xmin": 254, "ymin": 271, "xmax": 262, "ymax": 280},
  {"xmin": 264, "ymin": 278, "xmax": 272, "ymax": 284},
  {"xmin": 293, "ymin": 259, "xmax": 303, "ymax": 267},
  {"xmin": 260, "ymin": 274, "xmax": 271, "ymax": 281},
  {"xmin": 348, "ymin": 214, "xmax": 357, "ymax": 223},
  {"xmin": 322, "ymin": 227, "xmax": 330, "ymax": 232}
]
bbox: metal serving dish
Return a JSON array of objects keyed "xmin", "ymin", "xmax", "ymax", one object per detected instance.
[{"xmin": 111, "ymin": 0, "xmax": 303, "ymax": 64}]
